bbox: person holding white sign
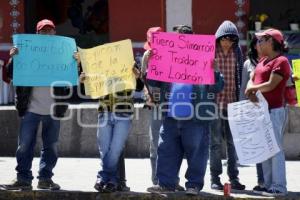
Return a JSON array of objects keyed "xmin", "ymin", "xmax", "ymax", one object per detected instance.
[{"xmin": 245, "ymin": 28, "xmax": 291, "ymax": 197}]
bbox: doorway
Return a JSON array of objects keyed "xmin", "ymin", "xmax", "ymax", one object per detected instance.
[{"xmin": 24, "ymin": 0, "xmax": 109, "ymax": 48}]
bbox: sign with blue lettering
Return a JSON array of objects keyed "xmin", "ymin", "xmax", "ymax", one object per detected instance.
[{"xmin": 12, "ymin": 34, "xmax": 78, "ymax": 86}]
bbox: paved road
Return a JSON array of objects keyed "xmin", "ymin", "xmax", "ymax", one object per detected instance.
[{"xmin": 0, "ymin": 157, "xmax": 299, "ymax": 198}]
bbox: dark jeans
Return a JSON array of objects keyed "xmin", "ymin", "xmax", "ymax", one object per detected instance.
[
  {"xmin": 156, "ymin": 117, "xmax": 209, "ymax": 190},
  {"xmin": 118, "ymin": 151, "xmax": 126, "ymax": 185},
  {"xmin": 148, "ymin": 109, "xmax": 181, "ymax": 186},
  {"xmin": 16, "ymin": 112, "xmax": 60, "ymax": 183},
  {"xmin": 209, "ymin": 109, "xmax": 239, "ymax": 183},
  {"xmin": 256, "ymin": 163, "xmax": 264, "ymax": 185}
]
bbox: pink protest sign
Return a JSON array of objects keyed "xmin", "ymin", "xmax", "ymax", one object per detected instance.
[{"xmin": 146, "ymin": 32, "xmax": 216, "ymax": 85}]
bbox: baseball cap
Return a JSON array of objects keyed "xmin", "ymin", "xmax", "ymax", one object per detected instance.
[
  {"xmin": 173, "ymin": 25, "xmax": 193, "ymax": 34},
  {"xmin": 255, "ymin": 28, "xmax": 284, "ymax": 44},
  {"xmin": 36, "ymin": 19, "xmax": 55, "ymax": 32},
  {"xmin": 144, "ymin": 27, "xmax": 163, "ymax": 50}
]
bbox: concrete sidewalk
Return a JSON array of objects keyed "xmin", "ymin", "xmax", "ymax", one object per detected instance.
[{"xmin": 0, "ymin": 157, "xmax": 300, "ymax": 199}]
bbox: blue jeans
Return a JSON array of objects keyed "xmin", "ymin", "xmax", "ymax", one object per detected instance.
[
  {"xmin": 16, "ymin": 112, "xmax": 60, "ymax": 183},
  {"xmin": 209, "ymin": 109, "xmax": 239, "ymax": 182},
  {"xmin": 262, "ymin": 107, "xmax": 287, "ymax": 193},
  {"xmin": 96, "ymin": 112, "xmax": 131, "ymax": 185},
  {"xmin": 156, "ymin": 117, "xmax": 209, "ymax": 190},
  {"xmin": 148, "ymin": 108, "xmax": 162, "ymax": 185}
]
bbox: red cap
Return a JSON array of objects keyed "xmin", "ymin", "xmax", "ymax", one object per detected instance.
[
  {"xmin": 36, "ymin": 19, "xmax": 55, "ymax": 32},
  {"xmin": 144, "ymin": 27, "xmax": 163, "ymax": 50},
  {"xmin": 255, "ymin": 28, "xmax": 284, "ymax": 44}
]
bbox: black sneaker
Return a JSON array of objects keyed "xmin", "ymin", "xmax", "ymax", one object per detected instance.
[
  {"xmin": 211, "ymin": 181, "xmax": 223, "ymax": 191},
  {"xmin": 37, "ymin": 179, "xmax": 60, "ymax": 190},
  {"xmin": 262, "ymin": 189, "xmax": 287, "ymax": 197},
  {"xmin": 117, "ymin": 183, "xmax": 130, "ymax": 192},
  {"xmin": 253, "ymin": 185, "xmax": 267, "ymax": 194},
  {"xmin": 230, "ymin": 180, "xmax": 245, "ymax": 190},
  {"xmin": 102, "ymin": 183, "xmax": 117, "ymax": 193},
  {"xmin": 1, "ymin": 179, "xmax": 32, "ymax": 191},
  {"xmin": 147, "ymin": 185, "xmax": 175, "ymax": 193},
  {"xmin": 175, "ymin": 184, "xmax": 185, "ymax": 191},
  {"xmin": 94, "ymin": 181, "xmax": 105, "ymax": 192}
]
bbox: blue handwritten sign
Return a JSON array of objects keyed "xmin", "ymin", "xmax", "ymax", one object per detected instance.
[{"xmin": 13, "ymin": 34, "xmax": 78, "ymax": 86}]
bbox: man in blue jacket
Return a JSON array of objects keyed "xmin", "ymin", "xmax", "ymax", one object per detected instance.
[{"xmin": 146, "ymin": 25, "xmax": 224, "ymax": 196}]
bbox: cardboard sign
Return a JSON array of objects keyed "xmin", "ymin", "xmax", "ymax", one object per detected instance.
[
  {"xmin": 228, "ymin": 92, "xmax": 280, "ymax": 165},
  {"xmin": 292, "ymin": 59, "xmax": 300, "ymax": 104},
  {"xmin": 79, "ymin": 39, "xmax": 136, "ymax": 98},
  {"xmin": 146, "ymin": 32, "xmax": 215, "ymax": 84},
  {"xmin": 13, "ymin": 34, "xmax": 78, "ymax": 86}
]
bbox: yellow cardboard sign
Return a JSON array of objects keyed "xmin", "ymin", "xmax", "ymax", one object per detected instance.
[
  {"xmin": 79, "ymin": 39, "xmax": 136, "ymax": 98},
  {"xmin": 292, "ymin": 59, "xmax": 300, "ymax": 104}
]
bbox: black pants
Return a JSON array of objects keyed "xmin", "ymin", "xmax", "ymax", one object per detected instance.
[{"xmin": 118, "ymin": 151, "xmax": 126, "ymax": 184}]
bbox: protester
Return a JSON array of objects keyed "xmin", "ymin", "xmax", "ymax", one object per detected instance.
[
  {"xmin": 146, "ymin": 25, "xmax": 224, "ymax": 196},
  {"xmin": 141, "ymin": 26, "xmax": 184, "ymax": 192},
  {"xmin": 209, "ymin": 20, "xmax": 245, "ymax": 191},
  {"xmin": 2, "ymin": 19, "xmax": 77, "ymax": 191},
  {"xmin": 245, "ymin": 28, "xmax": 290, "ymax": 197},
  {"xmin": 141, "ymin": 26, "xmax": 163, "ymax": 187},
  {"xmin": 80, "ymin": 63, "xmax": 143, "ymax": 193},
  {"xmin": 239, "ymin": 35, "xmax": 266, "ymax": 193}
]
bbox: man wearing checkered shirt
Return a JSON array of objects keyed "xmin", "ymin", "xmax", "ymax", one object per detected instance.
[{"xmin": 209, "ymin": 20, "xmax": 245, "ymax": 191}]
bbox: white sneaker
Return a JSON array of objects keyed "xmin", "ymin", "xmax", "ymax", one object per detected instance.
[{"xmin": 185, "ymin": 187, "xmax": 199, "ymax": 196}]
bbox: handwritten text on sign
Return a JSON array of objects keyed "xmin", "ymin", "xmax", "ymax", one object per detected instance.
[
  {"xmin": 228, "ymin": 92, "xmax": 280, "ymax": 165},
  {"xmin": 146, "ymin": 32, "xmax": 215, "ymax": 84},
  {"xmin": 292, "ymin": 59, "xmax": 300, "ymax": 104},
  {"xmin": 79, "ymin": 39, "xmax": 136, "ymax": 98},
  {"xmin": 13, "ymin": 34, "xmax": 78, "ymax": 86}
]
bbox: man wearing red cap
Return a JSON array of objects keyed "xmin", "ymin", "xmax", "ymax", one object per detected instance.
[
  {"xmin": 245, "ymin": 28, "xmax": 290, "ymax": 196},
  {"xmin": 1, "ymin": 19, "xmax": 79, "ymax": 191},
  {"xmin": 36, "ymin": 19, "xmax": 56, "ymax": 33}
]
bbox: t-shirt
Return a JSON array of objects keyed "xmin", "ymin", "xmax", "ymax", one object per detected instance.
[
  {"xmin": 253, "ymin": 56, "xmax": 291, "ymax": 109},
  {"xmin": 168, "ymin": 83, "xmax": 193, "ymax": 118},
  {"xmin": 28, "ymin": 87, "xmax": 55, "ymax": 115}
]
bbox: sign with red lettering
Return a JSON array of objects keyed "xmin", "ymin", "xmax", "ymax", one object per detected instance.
[{"xmin": 146, "ymin": 32, "xmax": 215, "ymax": 84}]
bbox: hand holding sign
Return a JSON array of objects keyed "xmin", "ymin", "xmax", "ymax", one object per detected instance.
[{"xmin": 10, "ymin": 46, "xmax": 19, "ymax": 57}]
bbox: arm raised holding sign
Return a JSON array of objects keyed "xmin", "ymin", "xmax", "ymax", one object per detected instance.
[
  {"xmin": 2, "ymin": 19, "xmax": 75, "ymax": 191},
  {"xmin": 77, "ymin": 40, "xmax": 143, "ymax": 191},
  {"xmin": 9, "ymin": 46, "xmax": 18, "ymax": 57}
]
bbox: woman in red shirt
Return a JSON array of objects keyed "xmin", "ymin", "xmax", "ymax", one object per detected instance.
[{"xmin": 245, "ymin": 29, "xmax": 290, "ymax": 197}]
